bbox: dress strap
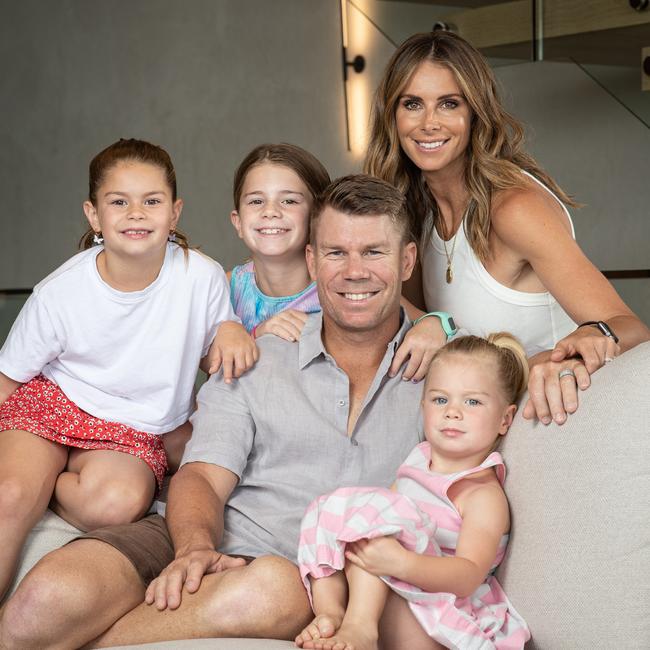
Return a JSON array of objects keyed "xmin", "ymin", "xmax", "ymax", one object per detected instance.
[{"xmin": 443, "ymin": 452, "xmax": 506, "ymax": 494}]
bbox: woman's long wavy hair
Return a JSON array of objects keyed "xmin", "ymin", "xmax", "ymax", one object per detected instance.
[
  {"xmin": 364, "ymin": 31, "xmax": 576, "ymax": 262},
  {"xmin": 79, "ymin": 138, "xmax": 191, "ymax": 254}
]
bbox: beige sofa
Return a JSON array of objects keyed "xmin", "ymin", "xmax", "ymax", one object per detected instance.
[{"xmin": 7, "ymin": 342, "xmax": 650, "ymax": 649}]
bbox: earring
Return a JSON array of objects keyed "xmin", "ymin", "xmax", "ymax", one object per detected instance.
[
  {"xmin": 93, "ymin": 232, "xmax": 104, "ymax": 245},
  {"xmin": 168, "ymin": 231, "xmax": 177, "ymax": 243}
]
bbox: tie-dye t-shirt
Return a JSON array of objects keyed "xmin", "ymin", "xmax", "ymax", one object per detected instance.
[{"xmin": 229, "ymin": 261, "xmax": 321, "ymax": 332}]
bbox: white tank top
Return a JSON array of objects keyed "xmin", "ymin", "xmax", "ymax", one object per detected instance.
[{"xmin": 421, "ymin": 172, "xmax": 576, "ymax": 357}]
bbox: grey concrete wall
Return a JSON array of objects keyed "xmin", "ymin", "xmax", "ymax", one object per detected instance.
[
  {"xmin": 1, "ymin": 0, "xmax": 647, "ymax": 324},
  {"xmin": 0, "ymin": 0, "xmax": 357, "ymax": 288}
]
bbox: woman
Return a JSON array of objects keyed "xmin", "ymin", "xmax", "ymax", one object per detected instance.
[{"xmin": 365, "ymin": 30, "xmax": 649, "ymax": 426}]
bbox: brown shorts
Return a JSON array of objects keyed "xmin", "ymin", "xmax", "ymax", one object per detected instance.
[{"xmin": 76, "ymin": 514, "xmax": 255, "ymax": 586}]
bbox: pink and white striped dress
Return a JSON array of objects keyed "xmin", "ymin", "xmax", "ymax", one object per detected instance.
[{"xmin": 298, "ymin": 442, "xmax": 530, "ymax": 650}]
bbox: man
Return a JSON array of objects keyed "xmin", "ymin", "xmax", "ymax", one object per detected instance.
[{"xmin": 0, "ymin": 175, "xmax": 426, "ymax": 647}]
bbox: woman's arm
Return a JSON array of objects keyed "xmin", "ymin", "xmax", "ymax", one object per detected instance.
[
  {"xmin": 346, "ymin": 483, "xmax": 509, "ymax": 598},
  {"xmin": 491, "ymin": 185, "xmax": 650, "ymax": 422},
  {"xmin": 392, "ymin": 260, "xmax": 448, "ymax": 381}
]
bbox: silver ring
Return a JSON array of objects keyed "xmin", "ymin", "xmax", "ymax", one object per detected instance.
[
  {"xmin": 604, "ymin": 357, "xmax": 613, "ymax": 364},
  {"xmin": 558, "ymin": 368, "xmax": 576, "ymax": 380}
]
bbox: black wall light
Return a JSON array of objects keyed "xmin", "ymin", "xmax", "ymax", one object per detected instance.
[{"xmin": 340, "ymin": 0, "xmax": 366, "ymax": 152}]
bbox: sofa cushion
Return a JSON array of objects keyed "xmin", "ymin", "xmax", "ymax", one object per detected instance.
[{"xmin": 497, "ymin": 342, "xmax": 650, "ymax": 649}]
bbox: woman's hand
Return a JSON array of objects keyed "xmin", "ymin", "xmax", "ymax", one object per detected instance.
[
  {"xmin": 254, "ymin": 309, "xmax": 308, "ymax": 342},
  {"xmin": 345, "ymin": 537, "xmax": 407, "ymax": 577},
  {"xmin": 390, "ymin": 316, "xmax": 447, "ymax": 381},
  {"xmin": 203, "ymin": 321, "xmax": 259, "ymax": 383},
  {"xmin": 549, "ymin": 326, "xmax": 620, "ymax": 373}
]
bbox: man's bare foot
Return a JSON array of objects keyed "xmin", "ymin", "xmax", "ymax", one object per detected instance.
[
  {"xmin": 295, "ymin": 613, "xmax": 342, "ymax": 648},
  {"xmin": 311, "ymin": 620, "xmax": 378, "ymax": 650}
]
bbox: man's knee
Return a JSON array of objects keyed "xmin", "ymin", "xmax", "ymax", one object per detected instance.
[
  {"xmin": 0, "ymin": 555, "xmax": 81, "ymax": 646},
  {"xmin": 200, "ymin": 556, "xmax": 311, "ymax": 637}
]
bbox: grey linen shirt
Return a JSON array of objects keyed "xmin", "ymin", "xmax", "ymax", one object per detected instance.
[{"xmin": 181, "ymin": 311, "xmax": 424, "ymax": 563}]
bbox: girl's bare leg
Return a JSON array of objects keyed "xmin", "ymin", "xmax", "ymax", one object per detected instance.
[
  {"xmin": 0, "ymin": 430, "xmax": 68, "ymax": 600},
  {"xmin": 52, "ymin": 448, "xmax": 155, "ymax": 531},
  {"xmin": 312, "ymin": 562, "xmax": 389, "ymax": 650},
  {"xmin": 295, "ymin": 571, "xmax": 348, "ymax": 647},
  {"xmin": 162, "ymin": 420, "xmax": 192, "ymax": 474},
  {"xmin": 379, "ymin": 591, "xmax": 444, "ymax": 650}
]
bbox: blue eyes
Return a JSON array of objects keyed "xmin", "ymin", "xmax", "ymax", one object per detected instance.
[{"xmin": 431, "ymin": 397, "xmax": 481, "ymax": 406}]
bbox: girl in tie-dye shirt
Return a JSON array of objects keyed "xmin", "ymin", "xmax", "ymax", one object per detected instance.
[{"xmin": 228, "ymin": 143, "xmax": 329, "ymax": 340}]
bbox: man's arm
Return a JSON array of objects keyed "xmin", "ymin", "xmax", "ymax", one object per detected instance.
[{"xmin": 145, "ymin": 461, "xmax": 245, "ymax": 611}]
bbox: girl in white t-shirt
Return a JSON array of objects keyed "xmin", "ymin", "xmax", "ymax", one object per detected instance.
[{"xmin": 0, "ymin": 138, "xmax": 255, "ymax": 600}]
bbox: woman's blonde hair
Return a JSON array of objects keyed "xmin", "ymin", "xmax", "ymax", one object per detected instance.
[
  {"xmin": 430, "ymin": 333, "xmax": 529, "ymax": 404},
  {"xmin": 364, "ymin": 31, "xmax": 576, "ymax": 261},
  {"xmin": 79, "ymin": 138, "xmax": 191, "ymax": 254}
]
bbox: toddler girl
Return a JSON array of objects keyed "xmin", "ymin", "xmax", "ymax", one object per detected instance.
[
  {"xmin": 296, "ymin": 333, "xmax": 531, "ymax": 650},
  {"xmin": 229, "ymin": 143, "xmax": 448, "ymax": 380},
  {"xmin": 0, "ymin": 138, "xmax": 254, "ymax": 600}
]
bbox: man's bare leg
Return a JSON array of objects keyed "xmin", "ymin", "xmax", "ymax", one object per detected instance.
[
  {"xmin": 92, "ymin": 555, "xmax": 313, "ymax": 646},
  {"xmin": 306, "ymin": 562, "xmax": 389, "ymax": 650},
  {"xmin": 295, "ymin": 571, "xmax": 347, "ymax": 647},
  {"xmin": 378, "ymin": 591, "xmax": 443, "ymax": 650},
  {"xmin": 0, "ymin": 539, "xmax": 144, "ymax": 649}
]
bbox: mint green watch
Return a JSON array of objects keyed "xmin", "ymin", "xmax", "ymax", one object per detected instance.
[{"xmin": 412, "ymin": 311, "xmax": 458, "ymax": 340}]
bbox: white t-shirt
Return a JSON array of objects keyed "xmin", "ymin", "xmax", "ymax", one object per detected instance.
[{"xmin": 0, "ymin": 243, "xmax": 236, "ymax": 434}]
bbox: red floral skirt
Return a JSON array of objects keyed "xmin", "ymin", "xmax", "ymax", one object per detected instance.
[{"xmin": 0, "ymin": 374, "xmax": 167, "ymax": 489}]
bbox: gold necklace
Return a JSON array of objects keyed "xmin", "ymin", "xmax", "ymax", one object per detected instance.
[
  {"xmin": 442, "ymin": 233, "xmax": 457, "ymax": 284},
  {"xmin": 441, "ymin": 203, "xmax": 470, "ymax": 284}
]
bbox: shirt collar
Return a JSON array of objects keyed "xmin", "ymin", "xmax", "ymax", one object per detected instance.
[{"xmin": 298, "ymin": 308, "xmax": 411, "ymax": 370}]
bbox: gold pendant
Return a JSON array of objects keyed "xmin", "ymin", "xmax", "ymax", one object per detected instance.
[{"xmin": 446, "ymin": 265, "xmax": 453, "ymax": 284}]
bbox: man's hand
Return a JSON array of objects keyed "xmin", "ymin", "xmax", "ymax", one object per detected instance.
[
  {"xmin": 204, "ymin": 321, "xmax": 259, "ymax": 383},
  {"xmin": 345, "ymin": 537, "xmax": 406, "ymax": 577},
  {"xmin": 389, "ymin": 316, "xmax": 447, "ymax": 382},
  {"xmin": 145, "ymin": 548, "xmax": 246, "ymax": 611},
  {"xmin": 254, "ymin": 309, "xmax": 308, "ymax": 342},
  {"xmin": 523, "ymin": 354, "xmax": 590, "ymax": 425}
]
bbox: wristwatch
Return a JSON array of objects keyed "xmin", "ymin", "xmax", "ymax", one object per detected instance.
[
  {"xmin": 413, "ymin": 311, "xmax": 458, "ymax": 340},
  {"xmin": 577, "ymin": 320, "xmax": 619, "ymax": 344}
]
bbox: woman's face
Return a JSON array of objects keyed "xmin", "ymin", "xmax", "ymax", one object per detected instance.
[{"xmin": 395, "ymin": 61, "xmax": 472, "ymax": 180}]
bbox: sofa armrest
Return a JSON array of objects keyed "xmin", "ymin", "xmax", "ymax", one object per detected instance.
[{"xmin": 497, "ymin": 342, "xmax": 650, "ymax": 649}]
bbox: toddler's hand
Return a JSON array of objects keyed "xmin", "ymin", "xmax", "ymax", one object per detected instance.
[
  {"xmin": 254, "ymin": 309, "xmax": 308, "ymax": 342},
  {"xmin": 390, "ymin": 316, "xmax": 447, "ymax": 381},
  {"xmin": 205, "ymin": 321, "xmax": 259, "ymax": 383},
  {"xmin": 345, "ymin": 536, "xmax": 406, "ymax": 577}
]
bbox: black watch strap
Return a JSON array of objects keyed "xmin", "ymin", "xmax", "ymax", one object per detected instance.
[{"xmin": 577, "ymin": 320, "xmax": 619, "ymax": 344}]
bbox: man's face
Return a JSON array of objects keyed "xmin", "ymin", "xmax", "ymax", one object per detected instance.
[{"xmin": 306, "ymin": 207, "xmax": 416, "ymax": 335}]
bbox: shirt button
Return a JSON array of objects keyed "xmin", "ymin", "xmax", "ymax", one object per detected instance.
[{"xmin": 338, "ymin": 399, "xmax": 346, "ymax": 406}]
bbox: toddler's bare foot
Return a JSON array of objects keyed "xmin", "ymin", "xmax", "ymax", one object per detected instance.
[
  {"xmin": 313, "ymin": 620, "xmax": 378, "ymax": 650},
  {"xmin": 295, "ymin": 613, "xmax": 342, "ymax": 648}
]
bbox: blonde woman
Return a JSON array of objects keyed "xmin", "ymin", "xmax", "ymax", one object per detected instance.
[{"xmin": 365, "ymin": 31, "xmax": 649, "ymax": 426}]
